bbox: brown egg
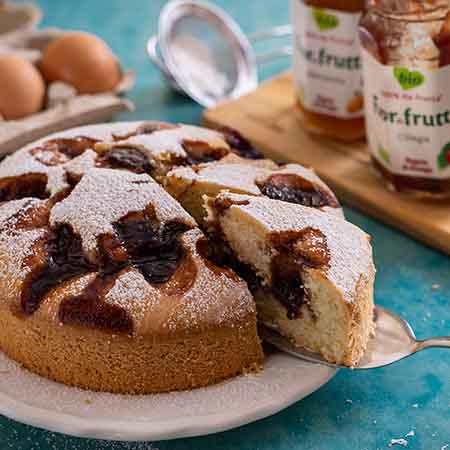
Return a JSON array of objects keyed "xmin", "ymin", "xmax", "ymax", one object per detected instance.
[
  {"xmin": 0, "ymin": 55, "xmax": 46, "ymax": 120},
  {"xmin": 40, "ymin": 32, "xmax": 122, "ymax": 94}
]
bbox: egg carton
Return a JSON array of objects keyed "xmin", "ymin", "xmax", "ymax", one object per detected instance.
[
  {"xmin": 0, "ymin": 4, "xmax": 135, "ymax": 156},
  {"xmin": 0, "ymin": 1, "xmax": 41, "ymax": 41}
]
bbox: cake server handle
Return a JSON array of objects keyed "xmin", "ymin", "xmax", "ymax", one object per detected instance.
[
  {"xmin": 415, "ymin": 336, "xmax": 450, "ymax": 352},
  {"xmin": 247, "ymin": 24, "xmax": 292, "ymax": 42}
]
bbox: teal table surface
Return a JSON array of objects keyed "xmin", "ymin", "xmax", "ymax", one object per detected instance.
[{"xmin": 5, "ymin": 1, "xmax": 450, "ymax": 449}]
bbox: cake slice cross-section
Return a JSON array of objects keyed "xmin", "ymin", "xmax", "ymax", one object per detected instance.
[
  {"xmin": 165, "ymin": 155, "xmax": 342, "ymax": 224},
  {"xmin": 205, "ymin": 193, "xmax": 375, "ymax": 367}
]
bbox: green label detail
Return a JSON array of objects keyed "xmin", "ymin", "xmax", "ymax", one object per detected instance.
[
  {"xmin": 295, "ymin": 40, "xmax": 361, "ymax": 70},
  {"xmin": 372, "ymin": 95, "xmax": 450, "ymax": 127},
  {"xmin": 312, "ymin": 8, "xmax": 339, "ymax": 31},
  {"xmin": 438, "ymin": 142, "xmax": 450, "ymax": 170},
  {"xmin": 394, "ymin": 68, "xmax": 425, "ymax": 90},
  {"xmin": 378, "ymin": 147, "xmax": 390, "ymax": 164}
]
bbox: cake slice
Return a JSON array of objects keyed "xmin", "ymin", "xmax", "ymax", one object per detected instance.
[
  {"xmin": 165, "ymin": 155, "xmax": 342, "ymax": 224},
  {"xmin": 205, "ymin": 193, "xmax": 375, "ymax": 367}
]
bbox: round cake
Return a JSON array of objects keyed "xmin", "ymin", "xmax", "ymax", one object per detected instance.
[{"xmin": 0, "ymin": 121, "xmax": 375, "ymax": 394}]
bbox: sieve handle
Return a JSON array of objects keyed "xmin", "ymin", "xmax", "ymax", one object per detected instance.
[
  {"xmin": 249, "ymin": 24, "xmax": 292, "ymax": 64},
  {"xmin": 248, "ymin": 24, "xmax": 292, "ymax": 42},
  {"xmin": 256, "ymin": 46, "xmax": 292, "ymax": 64}
]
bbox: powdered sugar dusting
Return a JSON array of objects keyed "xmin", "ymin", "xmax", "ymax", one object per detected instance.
[
  {"xmin": 0, "ymin": 149, "xmax": 49, "ymax": 178},
  {"xmin": 167, "ymin": 163, "xmax": 265, "ymax": 195},
  {"xmin": 104, "ymin": 229, "xmax": 254, "ymax": 336},
  {"xmin": 21, "ymin": 122, "xmax": 145, "ymax": 152},
  {"xmin": 0, "ymin": 228, "xmax": 46, "ymax": 288},
  {"xmin": 0, "ymin": 121, "xmax": 230, "ymax": 199},
  {"xmin": 165, "ymin": 229, "xmax": 255, "ymax": 332},
  {"xmin": 213, "ymin": 193, "xmax": 374, "ymax": 303},
  {"xmin": 0, "ymin": 122, "xmax": 149, "ymax": 198},
  {"xmin": 64, "ymin": 149, "xmax": 98, "ymax": 177},
  {"xmin": 46, "ymin": 168, "xmax": 69, "ymax": 196},
  {"xmin": 50, "ymin": 168, "xmax": 195, "ymax": 259},
  {"xmin": 0, "ymin": 198, "xmax": 44, "ymax": 228},
  {"xmin": 114, "ymin": 124, "xmax": 229, "ymax": 160},
  {"xmin": 105, "ymin": 269, "xmax": 157, "ymax": 326},
  {"xmin": 0, "ymin": 149, "xmax": 68, "ymax": 196},
  {"xmin": 0, "ymin": 199, "xmax": 48, "ymax": 287},
  {"xmin": 0, "ymin": 147, "xmax": 98, "ymax": 198},
  {"xmin": 389, "ymin": 438, "xmax": 408, "ymax": 447}
]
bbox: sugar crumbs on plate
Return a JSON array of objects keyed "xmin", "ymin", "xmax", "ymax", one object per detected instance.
[{"xmin": 389, "ymin": 438, "xmax": 408, "ymax": 447}]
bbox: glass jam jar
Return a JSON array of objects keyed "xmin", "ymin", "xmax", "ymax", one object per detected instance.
[
  {"xmin": 360, "ymin": 0, "xmax": 450, "ymax": 197},
  {"xmin": 291, "ymin": 0, "xmax": 366, "ymax": 141}
]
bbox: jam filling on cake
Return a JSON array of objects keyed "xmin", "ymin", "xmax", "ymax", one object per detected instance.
[
  {"xmin": 59, "ymin": 216, "xmax": 191, "ymax": 331},
  {"xmin": 270, "ymin": 228, "xmax": 330, "ymax": 319},
  {"xmin": 196, "ymin": 237, "xmax": 242, "ymax": 283},
  {"xmin": 259, "ymin": 174, "xmax": 338, "ymax": 208},
  {"xmin": 270, "ymin": 253, "xmax": 305, "ymax": 320},
  {"xmin": 59, "ymin": 271, "xmax": 133, "ymax": 333},
  {"xmin": 208, "ymin": 245, "xmax": 309, "ymax": 320},
  {"xmin": 182, "ymin": 140, "xmax": 229, "ymax": 165},
  {"xmin": 220, "ymin": 127, "xmax": 262, "ymax": 160},
  {"xmin": 21, "ymin": 224, "xmax": 97, "ymax": 315},
  {"xmin": 43, "ymin": 136, "xmax": 100, "ymax": 159},
  {"xmin": 0, "ymin": 174, "xmax": 49, "ymax": 202},
  {"xmin": 113, "ymin": 212, "xmax": 191, "ymax": 284},
  {"xmin": 196, "ymin": 236, "xmax": 302, "ymax": 317},
  {"xmin": 20, "ymin": 206, "xmax": 192, "ymax": 332},
  {"xmin": 96, "ymin": 147, "xmax": 153, "ymax": 174},
  {"xmin": 210, "ymin": 194, "xmax": 331, "ymax": 320}
]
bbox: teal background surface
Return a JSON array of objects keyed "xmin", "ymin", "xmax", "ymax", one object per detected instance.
[{"xmin": 4, "ymin": 1, "xmax": 450, "ymax": 448}]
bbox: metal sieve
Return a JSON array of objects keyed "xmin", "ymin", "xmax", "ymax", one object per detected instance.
[{"xmin": 147, "ymin": 0, "xmax": 291, "ymax": 107}]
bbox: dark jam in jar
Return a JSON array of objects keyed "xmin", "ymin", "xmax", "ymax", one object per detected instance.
[
  {"xmin": 360, "ymin": 0, "xmax": 450, "ymax": 197},
  {"xmin": 292, "ymin": 0, "xmax": 366, "ymax": 141}
]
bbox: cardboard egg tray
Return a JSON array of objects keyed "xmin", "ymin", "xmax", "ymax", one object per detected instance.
[{"xmin": 0, "ymin": 2, "xmax": 135, "ymax": 156}]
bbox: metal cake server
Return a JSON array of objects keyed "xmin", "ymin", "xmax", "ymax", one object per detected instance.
[{"xmin": 260, "ymin": 306, "xmax": 450, "ymax": 369}]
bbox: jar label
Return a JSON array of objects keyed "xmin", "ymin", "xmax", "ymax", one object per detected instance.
[
  {"xmin": 362, "ymin": 49, "xmax": 450, "ymax": 179},
  {"xmin": 291, "ymin": 1, "xmax": 363, "ymax": 119}
]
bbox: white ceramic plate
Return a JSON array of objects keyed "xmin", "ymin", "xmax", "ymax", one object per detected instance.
[{"xmin": 0, "ymin": 350, "xmax": 336, "ymax": 442}]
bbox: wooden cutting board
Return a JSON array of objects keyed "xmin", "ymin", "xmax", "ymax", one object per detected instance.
[{"xmin": 203, "ymin": 72, "xmax": 450, "ymax": 256}]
